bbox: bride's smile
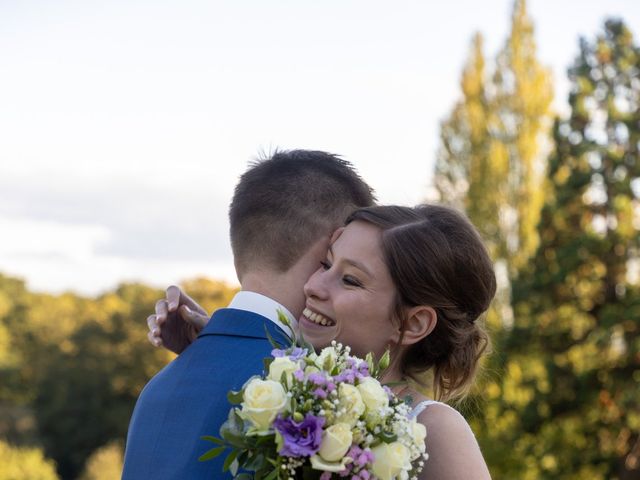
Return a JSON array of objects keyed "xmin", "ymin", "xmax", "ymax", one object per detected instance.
[{"xmin": 299, "ymin": 220, "xmax": 400, "ymax": 360}]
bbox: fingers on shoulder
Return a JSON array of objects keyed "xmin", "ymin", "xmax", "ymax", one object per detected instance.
[{"xmin": 165, "ymin": 285, "xmax": 182, "ymax": 309}]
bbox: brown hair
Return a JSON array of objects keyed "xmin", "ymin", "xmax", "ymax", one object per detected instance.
[
  {"xmin": 230, "ymin": 149, "xmax": 375, "ymax": 276},
  {"xmin": 346, "ymin": 205, "xmax": 496, "ymax": 402}
]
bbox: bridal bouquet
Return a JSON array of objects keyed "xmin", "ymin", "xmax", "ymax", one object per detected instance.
[{"xmin": 200, "ymin": 314, "xmax": 428, "ymax": 480}]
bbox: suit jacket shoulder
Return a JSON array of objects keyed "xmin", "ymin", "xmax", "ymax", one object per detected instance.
[{"xmin": 123, "ymin": 308, "xmax": 290, "ymax": 479}]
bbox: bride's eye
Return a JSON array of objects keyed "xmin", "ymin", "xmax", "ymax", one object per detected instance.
[
  {"xmin": 320, "ymin": 260, "xmax": 331, "ymax": 270},
  {"xmin": 342, "ymin": 275, "xmax": 363, "ymax": 288}
]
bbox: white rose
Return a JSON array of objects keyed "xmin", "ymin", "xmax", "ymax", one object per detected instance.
[
  {"xmin": 315, "ymin": 346, "xmax": 338, "ymax": 370},
  {"xmin": 268, "ymin": 357, "xmax": 300, "ymax": 383},
  {"xmin": 335, "ymin": 384, "xmax": 365, "ymax": 427},
  {"xmin": 318, "ymin": 423, "xmax": 353, "ymax": 462},
  {"xmin": 356, "ymin": 377, "xmax": 389, "ymax": 414},
  {"xmin": 310, "ymin": 454, "xmax": 352, "ymax": 473},
  {"xmin": 241, "ymin": 379, "xmax": 287, "ymax": 431},
  {"xmin": 371, "ymin": 442, "xmax": 412, "ymax": 480}
]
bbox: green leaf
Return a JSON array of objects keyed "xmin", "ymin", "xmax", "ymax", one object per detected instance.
[
  {"xmin": 256, "ymin": 434, "xmax": 275, "ymax": 446},
  {"xmin": 200, "ymin": 435, "xmax": 225, "ymax": 445},
  {"xmin": 223, "ymin": 448, "xmax": 240, "ymax": 472},
  {"xmin": 263, "ymin": 468, "xmax": 279, "ymax": 480},
  {"xmin": 302, "ymin": 465, "xmax": 324, "ymax": 479},
  {"xmin": 244, "ymin": 451, "xmax": 267, "ymax": 471},
  {"xmin": 234, "ymin": 474, "xmax": 253, "ymax": 480},
  {"xmin": 366, "ymin": 352, "xmax": 375, "ymax": 375},
  {"xmin": 263, "ymin": 357, "xmax": 274, "ymax": 375},
  {"xmin": 264, "ymin": 324, "xmax": 284, "ymax": 350},
  {"xmin": 198, "ymin": 446, "xmax": 225, "ymax": 462},
  {"xmin": 379, "ymin": 430, "xmax": 398, "ymax": 443},
  {"xmin": 227, "ymin": 389, "xmax": 245, "ymax": 405},
  {"xmin": 378, "ymin": 349, "xmax": 390, "ymax": 373}
]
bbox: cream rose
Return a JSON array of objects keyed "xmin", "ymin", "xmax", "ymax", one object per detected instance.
[
  {"xmin": 356, "ymin": 377, "xmax": 389, "ymax": 414},
  {"xmin": 318, "ymin": 423, "xmax": 353, "ymax": 462},
  {"xmin": 371, "ymin": 442, "xmax": 412, "ymax": 480},
  {"xmin": 267, "ymin": 357, "xmax": 299, "ymax": 383},
  {"xmin": 240, "ymin": 379, "xmax": 287, "ymax": 431},
  {"xmin": 335, "ymin": 383, "xmax": 365, "ymax": 427},
  {"xmin": 310, "ymin": 454, "xmax": 352, "ymax": 473}
]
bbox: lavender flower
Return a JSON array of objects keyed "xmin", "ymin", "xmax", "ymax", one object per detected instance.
[
  {"xmin": 271, "ymin": 348, "xmax": 286, "ymax": 358},
  {"xmin": 273, "ymin": 414, "xmax": 325, "ymax": 457},
  {"xmin": 308, "ymin": 372, "xmax": 328, "ymax": 385},
  {"xmin": 288, "ymin": 347, "xmax": 308, "ymax": 361}
]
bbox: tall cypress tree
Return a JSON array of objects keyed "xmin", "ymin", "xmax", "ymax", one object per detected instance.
[
  {"xmin": 492, "ymin": 0, "xmax": 554, "ymax": 275},
  {"xmin": 435, "ymin": 32, "xmax": 507, "ymax": 259},
  {"xmin": 493, "ymin": 19, "xmax": 640, "ymax": 479},
  {"xmin": 435, "ymin": 0, "xmax": 553, "ymax": 277}
]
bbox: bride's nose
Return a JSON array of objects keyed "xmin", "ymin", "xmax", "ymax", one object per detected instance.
[{"xmin": 303, "ymin": 269, "xmax": 329, "ymax": 301}]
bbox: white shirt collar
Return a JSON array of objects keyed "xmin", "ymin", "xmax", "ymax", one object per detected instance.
[{"xmin": 227, "ymin": 291, "xmax": 298, "ymax": 339}]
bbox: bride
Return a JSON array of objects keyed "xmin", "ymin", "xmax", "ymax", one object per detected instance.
[{"xmin": 149, "ymin": 204, "xmax": 496, "ymax": 479}]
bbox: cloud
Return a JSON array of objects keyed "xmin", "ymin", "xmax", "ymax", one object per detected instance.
[
  {"xmin": 0, "ymin": 172, "xmax": 232, "ymax": 262},
  {"xmin": 0, "ymin": 171, "xmax": 238, "ymax": 293}
]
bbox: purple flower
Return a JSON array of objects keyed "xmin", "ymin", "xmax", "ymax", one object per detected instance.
[
  {"xmin": 271, "ymin": 348, "xmax": 286, "ymax": 358},
  {"xmin": 308, "ymin": 372, "xmax": 327, "ymax": 385},
  {"xmin": 289, "ymin": 347, "xmax": 308, "ymax": 361},
  {"xmin": 313, "ymin": 388, "xmax": 328, "ymax": 399},
  {"xmin": 335, "ymin": 370, "xmax": 356, "ymax": 384},
  {"xmin": 293, "ymin": 369, "xmax": 305, "ymax": 381},
  {"xmin": 320, "ymin": 473, "xmax": 332, "ymax": 480},
  {"xmin": 273, "ymin": 414, "xmax": 325, "ymax": 457},
  {"xmin": 346, "ymin": 446, "xmax": 373, "ymax": 468}
]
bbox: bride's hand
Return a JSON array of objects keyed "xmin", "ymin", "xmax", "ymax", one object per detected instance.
[{"xmin": 147, "ymin": 285, "xmax": 210, "ymax": 354}]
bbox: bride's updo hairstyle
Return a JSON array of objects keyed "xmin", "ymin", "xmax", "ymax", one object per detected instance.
[{"xmin": 346, "ymin": 205, "xmax": 496, "ymax": 402}]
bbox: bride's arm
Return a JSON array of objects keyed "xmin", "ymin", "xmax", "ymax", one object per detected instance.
[{"xmin": 417, "ymin": 404, "xmax": 491, "ymax": 480}]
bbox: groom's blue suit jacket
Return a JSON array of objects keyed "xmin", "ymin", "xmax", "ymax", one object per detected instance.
[{"xmin": 122, "ymin": 308, "xmax": 291, "ymax": 479}]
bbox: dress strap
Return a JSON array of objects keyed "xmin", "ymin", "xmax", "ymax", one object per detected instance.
[{"xmin": 408, "ymin": 400, "xmax": 440, "ymax": 419}]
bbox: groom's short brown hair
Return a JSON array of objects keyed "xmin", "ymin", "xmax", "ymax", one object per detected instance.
[{"xmin": 230, "ymin": 149, "xmax": 375, "ymax": 275}]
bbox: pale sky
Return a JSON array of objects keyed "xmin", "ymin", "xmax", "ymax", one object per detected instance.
[{"xmin": 1, "ymin": 0, "xmax": 638, "ymax": 295}]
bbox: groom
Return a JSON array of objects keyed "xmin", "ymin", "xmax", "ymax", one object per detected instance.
[{"xmin": 122, "ymin": 150, "xmax": 375, "ymax": 478}]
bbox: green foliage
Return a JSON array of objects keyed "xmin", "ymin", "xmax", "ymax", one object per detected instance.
[
  {"xmin": 435, "ymin": 0, "xmax": 553, "ymax": 275},
  {"xmin": 0, "ymin": 274, "xmax": 237, "ymax": 479},
  {"xmin": 78, "ymin": 441, "xmax": 123, "ymax": 480},
  {"xmin": 477, "ymin": 18, "xmax": 640, "ymax": 479},
  {"xmin": 0, "ymin": 440, "xmax": 59, "ymax": 480}
]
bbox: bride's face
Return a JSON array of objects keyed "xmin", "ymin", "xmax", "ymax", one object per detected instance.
[{"xmin": 300, "ymin": 221, "xmax": 399, "ymax": 359}]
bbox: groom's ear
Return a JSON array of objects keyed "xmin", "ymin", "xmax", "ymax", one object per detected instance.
[{"xmin": 397, "ymin": 306, "xmax": 437, "ymax": 346}]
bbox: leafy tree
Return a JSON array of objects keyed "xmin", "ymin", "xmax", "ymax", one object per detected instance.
[
  {"xmin": 435, "ymin": 32, "xmax": 507, "ymax": 257},
  {"xmin": 78, "ymin": 441, "xmax": 123, "ymax": 480},
  {"xmin": 435, "ymin": 0, "xmax": 553, "ymax": 277},
  {"xmin": 0, "ymin": 440, "xmax": 59, "ymax": 480},
  {"xmin": 492, "ymin": 0, "xmax": 554, "ymax": 275},
  {"xmin": 28, "ymin": 279, "xmax": 237, "ymax": 479},
  {"xmin": 485, "ymin": 19, "xmax": 640, "ymax": 479}
]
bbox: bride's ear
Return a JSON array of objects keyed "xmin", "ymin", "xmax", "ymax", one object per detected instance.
[{"xmin": 397, "ymin": 306, "xmax": 437, "ymax": 345}]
